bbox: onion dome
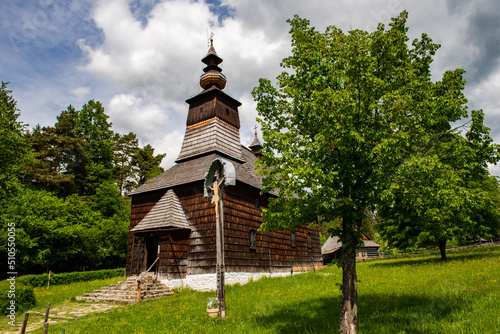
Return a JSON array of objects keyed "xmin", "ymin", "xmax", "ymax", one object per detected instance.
[
  {"xmin": 200, "ymin": 39, "xmax": 227, "ymax": 90},
  {"xmin": 249, "ymin": 127, "xmax": 263, "ymax": 156}
]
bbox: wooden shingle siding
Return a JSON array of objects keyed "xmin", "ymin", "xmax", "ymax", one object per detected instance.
[
  {"xmin": 223, "ymin": 183, "xmax": 323, "ymax": 273},
  {"xmin": 176, "ymin": 118, "xmax": 244, "ymax": 163},
  {"xmin": 131, "ymin": 190, "xmax": 190, "ymax": 232}
]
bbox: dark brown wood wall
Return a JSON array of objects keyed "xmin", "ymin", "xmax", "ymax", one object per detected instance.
[
  {"xmin": 126, "ymin": 189, "xmax": 166, "ymax": 276},
  {"xmin": 126, "ymin": 189, "xmax": 192, "ymax": 278},
  {"xmin": 186, "ymin": 91, "xmax": 240, "ymax": 128},
  {"xmin": 175, "ymin": 182, "xmax": 217, "ymax": 275},
  {"xmin": 223, "ymin": 183, "xmax": 324, "ymax": 273},
  {"xmin": 126, "ymin": 180, "xmax": 324, "ymax": 278}
]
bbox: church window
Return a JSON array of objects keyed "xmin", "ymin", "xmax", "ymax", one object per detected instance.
[
  {"xmin": 226, "ymin": 108, "xmax": 229, "ymax": 115},
  {"xmin": 307, "ymin": 232, "xmax": 312, "ymax": 249},
  {"xmin": 249, "ymin": 229, "xmax": 257, "ymax": 250},
  {"xmin": 291, "ymin": 231, "xmax": 296, "ymax": 248},
  {"xmin": 255, "ymin": 197, "xmax": 260, "ymax": 209}
]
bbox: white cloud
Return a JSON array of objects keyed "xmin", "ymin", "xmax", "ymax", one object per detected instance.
[
  {"xmin": 150, "ymin": 130, "xmax": 184, "ymax": 169},
  {"xmin": 79, "ymin": 0, "xmax": 215, "ymax": 100},
  {"xmin": 17, "ymin": 0, "xmax": 496, "ymax": 177},
  {"xmin": 107, "ymin": 93, "xmax": 169, "ymax": 140},
  {"xmin": 70, "ymin": 86, "xmax": 91, "ymax": 100}
]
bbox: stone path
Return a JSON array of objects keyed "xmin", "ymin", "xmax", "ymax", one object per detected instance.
[{"xmin": 3, "ymin": 303, "xmax": 122, "ymax": 334}]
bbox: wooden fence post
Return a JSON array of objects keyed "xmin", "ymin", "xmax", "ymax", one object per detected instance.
[
  {"xmin": 20, "ymin": 312, "xmax": 29, "ymax": 334},
  {"xmin": 43, "ymin": 322, "xmax": 49, "ymax": 334},
  {"xmin": 136, "ymin": 280, "xmax": 141, "ymax": 304},
  {"xmin": 44, "ymin": 303, "xmax": 51, "ymax": 323}
]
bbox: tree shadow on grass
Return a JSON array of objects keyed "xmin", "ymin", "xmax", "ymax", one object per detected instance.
[{"xmin": 253, "ymin": 293, "xmax": 464, "ymax": 334}]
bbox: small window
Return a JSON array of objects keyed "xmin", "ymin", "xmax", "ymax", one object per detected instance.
[
  {"xmin": 255, "ymin": 197, "xmax": 260, "ymax": 209},
  {"xmin": 291, "ymin": 231, "xmax": 296, "ymax": 248},
  {"xmin": 226, "ymin": 108, "xmax": 229, "ymax": 115},
  {"xmin": 249, "ymin": 229, "xmax": 257, "ymax": 250},
  {"xmin": 307, "ymin": 232, "xmax": 312, "ymax": 249},
  {"xmin": 200, "ymin": 107, "xmax": 203, "ymax": 113}
]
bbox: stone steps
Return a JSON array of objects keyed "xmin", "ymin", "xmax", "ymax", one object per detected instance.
[{"xmin": 76, "ymin": 273, "xmax": 174, "ymax": 304}]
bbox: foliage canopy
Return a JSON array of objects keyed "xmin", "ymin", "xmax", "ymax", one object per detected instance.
[{"xmin": 253, "ymin": 11, "xmax": 498, "ymax": 333}]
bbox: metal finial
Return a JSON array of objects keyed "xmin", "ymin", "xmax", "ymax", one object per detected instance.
[{"xmin": 209, "ymin": 32, "xmax": 215, "ymax": 48}]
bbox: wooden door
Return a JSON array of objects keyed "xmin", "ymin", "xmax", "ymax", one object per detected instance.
[{"xmin": 130, "ymin": 236, "xmax": 146, "ymax": 275}]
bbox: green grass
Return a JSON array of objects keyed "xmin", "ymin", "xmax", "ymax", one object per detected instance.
[
  {"xmin": 10, "ymin": 246, "xmax": 500, "ymax": 333},
  {"xmin": 0, "ymin": 277, "xmax": 124, "ymax": 333},
  {"xmin": 33, "ymin": 276, "xmax": 126, "ymax": 307}
]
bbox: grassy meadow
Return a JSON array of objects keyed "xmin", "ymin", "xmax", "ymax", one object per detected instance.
[{"xmin": 9, "ymin": 246, "xmax": 500, "ymax": 333}]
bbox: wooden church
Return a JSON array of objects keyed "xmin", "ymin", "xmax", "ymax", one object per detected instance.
[{"xmin": 126, "ymin": 40, "xmax": 324, "ymax": 290}]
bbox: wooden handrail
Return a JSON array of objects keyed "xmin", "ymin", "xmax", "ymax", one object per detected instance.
[{"xmin": 146, "ymin": 257, "xmax": 159, "ymax": 273}]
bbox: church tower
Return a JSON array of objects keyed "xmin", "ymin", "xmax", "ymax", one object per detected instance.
[
  {"xmin": 176, "ymin": 39, "xmax": 244, "ymax": 163},
  {"xmin": 126, "ymin": 39, "xmax": 324, "ymax": 289}
]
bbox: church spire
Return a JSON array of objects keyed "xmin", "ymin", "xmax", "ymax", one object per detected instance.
[
  {"xmin": 249, "ymin": 126, "xmax": 263, "ymax": 157},
  {"xmin": 177, "ymin": 38, "xmax": 243, "ymax": 163},
  {"xmin": 200, "ymin": 38, "xmax": 227, "ymax": 90}
]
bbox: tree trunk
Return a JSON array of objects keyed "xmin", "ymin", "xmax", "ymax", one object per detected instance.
[
  {"xmin": 438, "ymin": 239, "xmax": 447, "ymax": 261},
  {"xmin": 339, "ymin": 219, "xmax": 358, "ymax": 334}
]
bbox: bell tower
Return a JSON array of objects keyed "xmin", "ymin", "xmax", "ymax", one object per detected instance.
[{"xmin": 176, "ymin": 39, "xmax": 244, "ymax": 163}]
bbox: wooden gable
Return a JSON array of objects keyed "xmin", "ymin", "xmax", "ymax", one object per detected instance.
[{"xmin": 131, "ymin": 189, "xmax": 190, "ymax": 232}]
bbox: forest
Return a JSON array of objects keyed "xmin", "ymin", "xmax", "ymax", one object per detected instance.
[{"xmin": 0, "ymin": 82, "xmax": 165, "ymax": 278}]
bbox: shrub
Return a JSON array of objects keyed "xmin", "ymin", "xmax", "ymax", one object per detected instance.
[
  {"xmin": 14, "ymin": 268, "xmax": 125, "ymax": 288},
  {"xmin": 0, "ymin": 280, "xmax": 35, "ymax": 315}
]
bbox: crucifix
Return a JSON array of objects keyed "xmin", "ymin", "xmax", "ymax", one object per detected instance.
[
  {"xmin": 209, "ymin": 176, "xmax": 225, "ymax": 220},
  {"xmin": 204, "ymin": 158, "xmax": 235, "ymax": 318}
]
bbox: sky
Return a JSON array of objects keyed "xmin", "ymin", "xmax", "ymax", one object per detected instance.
[{"xmin": 1, "ymin": 0, "xmax": 499, "ymax": 176}]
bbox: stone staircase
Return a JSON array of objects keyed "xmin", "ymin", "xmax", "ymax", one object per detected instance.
[{"xmin": 77, "ymin": 273, "xmax": 174, "ymax": 304}]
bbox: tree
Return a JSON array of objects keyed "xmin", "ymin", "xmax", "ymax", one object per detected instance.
[
  {"xmin": 26, "ymin": 106, "xmax": 90, "ymax": 196},
  {"xmin": 377, "ymin": 107, "xmax": 499, "ymax": 260},
  {"xmin": 377, "ymin": 170, "xmax": 500, "ymax": 260},
  {"xmin": 0, "ymin": 82, "xmax": 34, "ymax": 200},
  {"xmin": 113, "ymin": 132, "xmax": 139, "ymax": 194},
  {"xmin": 74, "ymin": 100, "xmax": 115, "ymax": 192},
  {"xmin": 129, "ymin": 144, "xmax": 165, "ymax": 188},
  {"xmin": 252, "ymin": 11, "xmax": 497, "ymax": 333},
  {"xmin": 0, "ymin": 185, "xmax": 130, "ymax": 275}
]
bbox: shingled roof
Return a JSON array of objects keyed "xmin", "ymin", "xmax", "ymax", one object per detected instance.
[
  {"xmin": 130, "ymin": 146, "xmax": 270, "ymax": 196},
  {"xmin": 176, "ymin": 117, "xmax": 244, "ymax": 163},
  {"xmin": 131, "ymin": 189, "xmax": 190, "ymax": 232}
]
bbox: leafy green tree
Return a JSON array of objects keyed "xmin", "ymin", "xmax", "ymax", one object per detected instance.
[
  {"xmin": 90, "ymin": 180, "xmax": 130, "ymax": 220},
  {"xmin": 130, "ymin": 144, "xmax": 165, "ymax": 188},
  {"xmin": 74, "ymin": 100, "xmax": 114, "ymax": 166},
  {"xmin": 0, "ymin": 82, "xmax": 34, "ymax": 200},
  {"xmin": 378, "ymin": 171, "xmax": 500, "ymax": 259},
  {"xmin": 26, "ymin": 106, "xmax": 90, "ymax": 196},
  {"xmin": 252, "ymin": 11, "xmax": 497, "ymax": 333},
  {"xmin": 0, "ymin": 186, "xmax": 129, "ymax": 275},
  {"xmin": 113, "ymin": 132, "xmax": 139, "ymax": 194},
  {"xmin": 74, "ymin": 100, "xmax": 115, "ymax": 192},
  {"xmin": 378, "ymin": 108, "xmax": 499, "ymax": 260}
]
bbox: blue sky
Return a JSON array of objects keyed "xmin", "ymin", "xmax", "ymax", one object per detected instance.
[{"xmin": 1, "ymin": 0, "xmax": 500, "ymax": 175}]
